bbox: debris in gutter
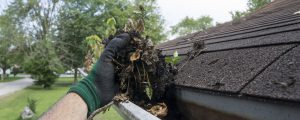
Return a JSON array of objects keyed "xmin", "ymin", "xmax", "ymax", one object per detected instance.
[
  {"xmin": 178, "ymin": 40, "xmax": 206, "ymax": 71},
  {"xmin": 272, "ymin": 76, "xmax": 296, "ymax": 88},
  {"xmin": 89, "ymin": 5, "xmax": 178, "ymax": 119},
  {"xmin": 210, "ymin": 82, "xmax": 225, "ymax": 89},
  {"xmin": 148, "ymin": 102, "xmax": 168, "ymax": 118},
  {"xmin": 208, "ymin": 58, "xmax": 220, "ymax": 65}
]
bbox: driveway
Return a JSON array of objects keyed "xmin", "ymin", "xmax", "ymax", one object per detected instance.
[{"xmin": 0, "ymin": 78, "xmax": 34, "ymax": 97}]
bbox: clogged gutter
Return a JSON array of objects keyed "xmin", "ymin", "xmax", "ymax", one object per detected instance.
[{"xmin": 87, "ymin": 6, "xmax": 178, "ymax": 120}]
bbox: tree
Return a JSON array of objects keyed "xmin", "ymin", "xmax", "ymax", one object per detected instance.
[
  {"xmin": 2, "ymin": 0, "xmax": 166, "ymax": 84},
  {"xmin": 248, "ymin": 0, "xmax": 271, "ymax": 12},
  {"xmin": 11, "ymin": 65, "xmax": 22, "ymax": 77},
  {"xmin": 3, "ymin": 0, "xmax": 64, "ymax": 88},
  {"xmin": 170, "ymin": 16, "xmax": 213, "ymax": 36},
  {"xmin": 133, "ymin": 0, "xmax": 167, "ymax": 44},
  {"xmin": 55, "ymin": 0, "xmax": 166, "ymax": 82},
  {"xmin": 24, "ymin": 40, "xmax": 64, "ymax": 88},
  {"xmin": 55, "ymin": 0, "xmax": 105, "ymax": 82},
  {"xmin": 0, "ymin": 13, "xmax": 24, "ymax": 80},
  {"xmin": 230, "ymin": 11, "xmax": 248, "ymax": 21},
  {"xmin": 230, "ymin": 0, "xmax": 271, "ymax": 20},
  {"xmin": 0, "ymin": 15, "xmax": 12, "ymax": 80}
]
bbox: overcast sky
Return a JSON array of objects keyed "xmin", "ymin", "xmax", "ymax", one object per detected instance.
[
  {"xmin": 0, "ymin": 0, "xmax": 249, "ymax": 38},
  {"xmin": 156, "ymin": 0, "xmax": 248, "ymax": 30}
]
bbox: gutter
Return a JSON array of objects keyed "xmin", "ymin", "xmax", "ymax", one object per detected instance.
[
  {"xmin": 175, "ymin": 86, "xmax": 300, "ymax": 120},
  {"xmin": 78, "ymin": 67, "xmax": 300, "ymax": 120},
  {"xmin": 77, "ymin": 68, "xmax": 160, "ymax": 120}
]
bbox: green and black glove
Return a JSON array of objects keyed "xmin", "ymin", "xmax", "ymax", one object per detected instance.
[{"xmin": 69, "ymin": 33, "xmax": 130, "ymax": 116}]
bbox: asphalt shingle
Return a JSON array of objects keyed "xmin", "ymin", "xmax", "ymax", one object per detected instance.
[
  {"xmin": 175, "ymin": 45, "xmax": 295, "ymax": 92},
  {"xmin": 241, "ymin": 45, "xmax": 300, "ymax": 101},
  {"xmin": 157, "ymin": 0, "xmax": 300, "ymax": 102}
]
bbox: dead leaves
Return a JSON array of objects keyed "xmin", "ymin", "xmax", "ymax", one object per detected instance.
[
  {"xmin": 130, "ymin": 49, "xmax": 142, "ymax": 62},
  {"xmin": 102, "ymin": 5, "xmax": 177, "ymax": 120},
  {"xmin": 123, "ymin": 18, "xmax": 145, "ymax": 33},
  {"xmin": 113, "ymin": 94, "xmax": 129, "ymax": 103},
  {"xmin": 124, "ymin": 19, "xmax": 135, "ymax": 32},
  {"xmin": 136, "ymin": 19, "xmax": 145, "ymax": 33},
  {"xmin": 84, "ymin": 51, "xmax": 93, "ymax": 72},
  {"xmin": 148, "ymin": 103, "xmax": 168, "ymax": 118}
]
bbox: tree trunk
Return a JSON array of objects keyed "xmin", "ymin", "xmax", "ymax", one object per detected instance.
[
  {"xmin": 74, "ymin": 68, "xmax": 78, "ymax": 83},
  {"xmin": 2, "ymin": 66, "xmax": 7, "ymax": 80}
]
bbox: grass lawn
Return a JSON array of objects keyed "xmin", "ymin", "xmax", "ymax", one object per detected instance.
[
  {"xmin": 0, "ymin": 76, "xmax": 23, "ymax": 83},
  {"xmin": 0, "ymin": 77, "xmax": 123, "ymax": 120}
]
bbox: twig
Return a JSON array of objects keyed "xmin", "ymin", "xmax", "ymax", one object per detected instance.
[
  {"xmin": 142, "ymin": 62, "xmax": 146, "ymax": 80},
  {"xmin": 87, "ymin": 101, "xmax": 114, "ymax": 120},
  {"xmin": 112, "ymin": 58, "xmax": 124, "ymax": 67},
  {"xmin": 178, "ymin": 48, "xmax": 206, "ymax": 72},
  {"xmin": 126, "ymin": 76, "xmax": 130, "ymax": 95},
  {"xmin": 135, "ymin": 63, "xmax": 142, "ymax": 88},
  {"xmin": 133, "ymin": 69, "xmax": 138, "ymax": 91}
]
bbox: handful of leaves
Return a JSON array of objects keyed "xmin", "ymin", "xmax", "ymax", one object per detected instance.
[
  {"xmin": 86, "ymin": 5, "xmax": 177, "ymax": 119},
  {"xmin": 107, "ymin": 6, "xmax": 176, "ymax": 119},
  {"xmin": 111, "ymin": 19, "xmax": 174, "ymax": 100}
]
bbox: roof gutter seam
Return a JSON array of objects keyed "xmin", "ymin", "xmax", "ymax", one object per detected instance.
[
  {"xmin": 175, "ymin": 85, "xmax": 300, "ymax": 105},
  {"xmin": 175, "ymin": 85, "xmax": 300, "ymax": 120}
]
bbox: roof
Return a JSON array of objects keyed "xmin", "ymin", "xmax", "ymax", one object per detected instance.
[{"xmin": 157, "ymin": 0, "xmax": 300, "ymax": 102}]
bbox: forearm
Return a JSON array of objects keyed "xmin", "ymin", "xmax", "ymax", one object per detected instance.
[
  {"xmin": 39, "ymin": 93, "xmax": 88, "ymax": 120},
  {"xmin": 39, "ymin": 33, "xmax": 130, "ymax": 119}
]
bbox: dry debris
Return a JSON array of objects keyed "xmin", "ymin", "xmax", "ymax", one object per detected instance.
[
  {"xmin": 148, "ymin": 102, "xmax": 168, "ymax": 118},
  {"xmin": 86, "ymin": 5, "xmax": 178, "ymax": 119},
  {"xmin": 100, "ymin": 6, "xmax": 177, "ymax": 119},
  {"xmin": 106, "ymin": 29, "xmax": 176, "ymax": 119}
]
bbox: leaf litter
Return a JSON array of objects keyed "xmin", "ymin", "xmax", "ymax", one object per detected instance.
[{"xmin": 100, "ymin": 6, "xmax": 178, "ymax": 119}]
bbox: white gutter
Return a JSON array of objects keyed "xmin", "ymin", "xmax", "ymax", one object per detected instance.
[{"xmin": 77, "ymin": 68, "xmax": 161, "ymax": 120}]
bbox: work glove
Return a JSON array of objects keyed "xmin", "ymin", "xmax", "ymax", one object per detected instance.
[{"xmin": 69, "ymin": 33, "xmax": 130, "ymax": 116}]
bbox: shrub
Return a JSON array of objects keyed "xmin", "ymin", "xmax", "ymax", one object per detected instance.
[{"xmin": 24, "ymin": 40, "xmax": 64, "ymax": 88}]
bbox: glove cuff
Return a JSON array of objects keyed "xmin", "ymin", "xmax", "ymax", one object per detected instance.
[{"xmin": 68, "ymin": 77, "xmax": 101, "ymax": 116}]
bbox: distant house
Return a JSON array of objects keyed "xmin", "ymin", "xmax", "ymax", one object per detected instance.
[
  {"xmin": 0, "ymin": 68, "xmax": 11, "ymax": 75},
  {"xmin": 157, "ymin": 0, "xmax": 300, "ymax": 120}
]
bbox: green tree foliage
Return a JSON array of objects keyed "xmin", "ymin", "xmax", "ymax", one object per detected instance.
[
  {"xmin": 0, "ymin": 15, "xmax": 13, "ymax": 80},
  {"xmin": 27, "ymin": 97, "xmax": 38, "ymax": 113},
  {"xmin": 229, "ymin": 11, "xmax": 248, "ymax": 21},
  {"xmin": 85, "ymin": 35, "xmax": 104, "ymax": 60},
  {"xmin": 11, "ymin": 65, "xmax": 22, "ymax": 77},
  {"xmin": 3, "ymin": 0, "xmax": 64, "ymax": 88},
  {"xmin": 248, "ymin": 0, "xmax": 272, "ymax": 12},
  {"xmin": 5, "ymin": 0, "xmax": 59, "ymax": 41},
  {"xmin": 55, "ymin": 0, "xmax": 166, "ymax": 82},
  {"xmin": 230, "ymin": 0, "xmax": 271, "ymax": 20},
  {"xmin": 133, "ymin": 0, "xmax": 166, "ymax": 44},
  {"xmin": 170, "ymin": 16, "xmax": 213, "ymax": 36},
  {"xmin": 105, "ymin": 17, "xmax": 117, "ymax": 38},
  {"xmin": 165, "ymin": 51, "xmax": 180, "ymax": 65},
  {"xmin": 0, "ymin": 13, "xmax": 25, "ymax": 80},
  {"xmin": 84, "ymin": 35, "xmax": 103, "ymax": 72},
  {"xmin": 55, "ymin": 0, "xmax": 125, "ymax": 82},
  {"xmin": 1, "ymin": 0, "xmax": 166, "ymax": 84},
  {"xmin": 24, "ymin": 40, "xmax": 64, "ymax": 88}
]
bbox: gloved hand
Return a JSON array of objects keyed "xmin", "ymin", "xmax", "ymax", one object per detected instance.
[{"xmin": 69, "ymin": 33, "xmax": 130, "ymax": 116}]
